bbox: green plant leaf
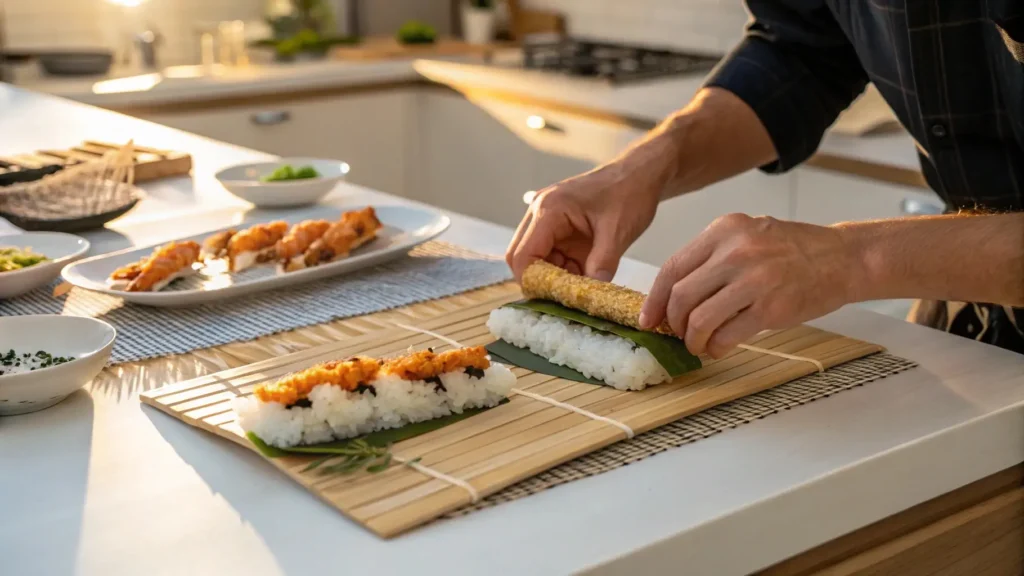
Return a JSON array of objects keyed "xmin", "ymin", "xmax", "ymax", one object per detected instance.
[
  {"xmin": 486, "ymin": 339, "xmax": 606, "ymax": 386},
  {"xmin": 502, "ymin": 299, "xmax": 702, "ymax": 377},
  {"xmin": 248, "ymin": 401, "xmax": 505, "ymax": 458}
]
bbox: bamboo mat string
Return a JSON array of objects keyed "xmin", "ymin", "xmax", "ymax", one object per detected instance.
[
  {"xmin": 508, "ymin": 388, "xmax": 635, "ymax": 439},
  {"xmin": 390, "ymin": 321, "xmax": 635, "ymax": 439},
  {"xmin": 392, "ymin": 455, "xmax": 480, "ymax": 503},
  {"xmin": 737, "ymin": 344, "xmax": 825, "ymax": 372}
]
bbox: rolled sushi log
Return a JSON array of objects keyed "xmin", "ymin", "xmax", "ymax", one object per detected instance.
[{"xmin": 521, "ymin": 261, "xmax": 674, "ymax": 336}]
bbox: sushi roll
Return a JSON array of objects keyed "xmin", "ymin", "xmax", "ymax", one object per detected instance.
[
  {"xmin": 487, "ymin": 261, "xmax": 698, "ymax": 391},
  {"xmin": 226, "ymin": 220, "xmax": 289, "ymax": 272},
  {"xmin": 233, "ymin": 346, "xmax": 515, "ymax": 448},
  {"xmin": 107, "ymin": 241, "xmax": 201, "ymax": 292},
  {"xmin": 293, "ymin": 207, "xmax": 382, "ymax": 270},
  {"xmin": 274, "ymin": 219, "xmax": 331, "ymax": 272},
  {"xmin": 200, "ymin": 229, "xmax": 236, "ymax": 262}
]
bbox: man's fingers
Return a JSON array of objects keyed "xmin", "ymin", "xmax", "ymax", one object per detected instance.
[
  {"xmin": 663, "ymin": 264, "xmax": 729, "ymax": 338},
  {"xmin": 547, "ymin": 250, "xmax": 566, "ymax": 268},
  {"xmin": 684, "ymin": 282, "xmax": 755, "ymax": 356},
  {"xmin": 584, "ymin": 230, "xmax": 622, "ymax": 282},
  {"xmin": 640, "ymin": 234, "xmax": 717, "ymax": 330},
  {"xmin": 510, "ymin": 213, "xmax": 555, "ymax": 281},
  {"xmin": 705, "ymin": 307, "xmax": 763, "ymax": 359},
  {"xmin": 506, "ymin": 210, "xmax": 534, "ymax": 271}
]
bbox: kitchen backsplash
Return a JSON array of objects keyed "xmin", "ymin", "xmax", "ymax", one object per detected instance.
[
  {"xmin": 2, "ymin": 0, "xmax": 452, "ymax": 66},
  {"xmin": 519, "ymin": 0, "xmax": 749, "ymax": 53}
]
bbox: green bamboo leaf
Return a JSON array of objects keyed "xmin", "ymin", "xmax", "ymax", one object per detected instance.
[
  {"xmin": 486, "ymin": 339, "xmax": 606, "ymax": 385},
  {"xmin": 248, "ymin": 401, "xmax": 507, "ymax": 458},
  {"xmin": 505, "ymin": 300, "xmax": 702, "ymax": 377}
]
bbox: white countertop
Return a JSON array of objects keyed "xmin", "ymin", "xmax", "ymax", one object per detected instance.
[{"xmin": 1, "ymin": 84, "xmax": 1022, "ymax": 576}]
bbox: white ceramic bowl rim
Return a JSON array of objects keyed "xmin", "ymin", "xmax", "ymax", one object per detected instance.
[
  {"xmin": 0, "ymin": 315, "xmax": 116, "ymax": 381},
  {"xmin": 0, "ymin": 233, "xmax": 90, "ymax": 278},
  {"xmin": 215, "ymin": 158, "xmax": 350, "ymax": 187}
]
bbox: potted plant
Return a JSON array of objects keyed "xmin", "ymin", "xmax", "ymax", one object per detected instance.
[{"xmin": 461, "ymin": 0, "xmax": 496, "ymax": 45}]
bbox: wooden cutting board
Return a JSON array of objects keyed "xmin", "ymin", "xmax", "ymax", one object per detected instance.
[
  {"xmin": 0, "ymin": 141, "xmax": 192, "ymax": 184},
  {"xmin": 331, "ymin": 37, "xmax": 514, "ymax": 61}
]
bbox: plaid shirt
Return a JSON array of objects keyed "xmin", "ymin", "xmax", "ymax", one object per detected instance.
[
  {"xmin": 706, "ymin": 0, "xmax": 1024, "ymax": 211},
  {"xmin": 705, "ymin": 0, "xmax": 1024, "ymax": 353}
]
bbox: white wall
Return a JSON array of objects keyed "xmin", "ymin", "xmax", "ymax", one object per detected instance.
[{"xmin": 520, "ymin": 0, "xmax": 749, "ymax": 54}]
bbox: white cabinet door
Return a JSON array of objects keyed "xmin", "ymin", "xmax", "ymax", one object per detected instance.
[
  {"xmin": 414, "ymin": 91, "xmax": 535, "ymax": 229},
  {"xmin": 626, "ymin": 171, "xmax": 795, "ymax": 266},
  {"xmin": 137, "ymin": 90, "xmax": 416, "ymax": 199},
  {"xmin": 793, "ymin": 167, "xmax": 943, "ymax": 225}
]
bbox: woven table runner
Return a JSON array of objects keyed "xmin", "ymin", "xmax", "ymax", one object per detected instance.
[
  {"xmin": 442, "ymin": 352, "xmax": 916, "ymax": 520},
  {"xmin": 0, "ymin": 242, "xmax": 511, "ymax": 364}
]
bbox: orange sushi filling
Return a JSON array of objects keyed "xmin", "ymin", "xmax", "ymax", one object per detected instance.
[{"xmin": 253, "ymin": 346, "xmax": 491, "ymax": 406}]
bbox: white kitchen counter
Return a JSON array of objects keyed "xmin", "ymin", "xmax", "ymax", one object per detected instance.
[
  {"xmin": 8, "ymin": 59, "xmax": 421, "ymax": 109},
  {"xmin": 1, "ymin": 84, "xmax": 1022, "ymax": 576}
]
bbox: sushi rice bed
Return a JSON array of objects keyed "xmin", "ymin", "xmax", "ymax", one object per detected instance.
[
  {"xmin": 487, "ymin": 307, "xmax": 670, "ymax": 391},
  {"xmin": 233, "ymin": 364, "xmax": 515, "ymax": 448}
]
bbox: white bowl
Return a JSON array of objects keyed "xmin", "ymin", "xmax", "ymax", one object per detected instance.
[
  {"xmin": 0, "ymin": 315, "xmax": 115, "ymax": 416},
  {"xmin": 215, "ymin": 158, "xmax": 350, "ymax": 208},
  {"xmin": 0, "ymin": 232, "xmax": 90, "ymax": 299}
]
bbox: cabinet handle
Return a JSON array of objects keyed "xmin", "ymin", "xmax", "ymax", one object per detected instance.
[
  {"xmin": 900, "ymin": 198, "xmax": 944, "ymax": 216},
  {"xmin": 250, "ymin": 110, "xmax": 291, "ymax": 126},
  {"xmin": 526, "ymin": 114, "xmax": 565, "ymax": 134}
]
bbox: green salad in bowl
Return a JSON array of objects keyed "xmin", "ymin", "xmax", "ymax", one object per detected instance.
[
  {"xmin": 262, "ymin": 164, "xmax": 321, "ymax": 182},
  {"xmin": 0, "ymin": 246, "xmax": 48, "ymax": 273}
]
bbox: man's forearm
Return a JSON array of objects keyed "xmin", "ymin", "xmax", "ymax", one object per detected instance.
[
  {"xmin": 611, "ymin": 87, "xmax": 778, "ymax": 201},
  {"xmin": 843, "ymin": 213, "xmax": 1024, "ymax": 306}
]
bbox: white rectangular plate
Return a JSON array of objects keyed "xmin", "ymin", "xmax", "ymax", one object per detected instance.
[{"xmin": 62, "ymin": 205, "xmax": 451, "ymax": 307}]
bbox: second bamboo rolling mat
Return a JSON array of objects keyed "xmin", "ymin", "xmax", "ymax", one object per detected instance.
[{"xmin": 142, "ymin": 283, "xmax": 887, "ymax": 537}]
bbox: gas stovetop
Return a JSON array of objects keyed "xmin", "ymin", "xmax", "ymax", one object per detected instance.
[{"xmin": 519, "ymin": 38, "xmax": 720, "ymax": 84}]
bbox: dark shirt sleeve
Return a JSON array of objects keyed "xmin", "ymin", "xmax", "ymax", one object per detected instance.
[{"xmin": 703, "ymin": 0, "xmax": 869, "ymax": 172}]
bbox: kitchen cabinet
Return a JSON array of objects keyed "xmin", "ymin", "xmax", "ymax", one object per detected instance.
[
  {"xmin": 421, "ymin": 92, "xmax": 794, "ymax": 266},
  {"xmin": 136, "ymin": 90, "xmax": 418, "ymax": 199},
  {"xmin": 793, "ymin": 166, "xmax": 943, "ymax": 225},
  {"xmin": 628, "ymin": 172, "xmax": 794, "ymax": 265},
  {"xmin": 413, "ymin": 91, "xmax": 537, "ymax": 229}
]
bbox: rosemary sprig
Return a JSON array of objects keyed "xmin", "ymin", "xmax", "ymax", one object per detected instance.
[{"xmin": 306, "ymin": 439, "xmax": 395, "ymax": 476}]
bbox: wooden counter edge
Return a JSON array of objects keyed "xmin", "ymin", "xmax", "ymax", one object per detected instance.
[
  {"xmin": 757, "ymin": 463, "xmax": 1024, "ymax": 575},
  {"xmin": 106, "ymin": 79, "xmax": 928, "ymax": 191}
]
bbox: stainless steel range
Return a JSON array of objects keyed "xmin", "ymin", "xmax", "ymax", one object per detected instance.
[{"xmin": 519, "ymin": 37, "xmax": 720, "ymax": 84}]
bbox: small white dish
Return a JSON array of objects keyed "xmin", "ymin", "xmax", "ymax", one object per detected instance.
[
  {"xmin": 215, "ymin": 158, "xmax": 350, "ymax": 208},
  {"xmin": 0, "ymin": 315, "xmax": 115, "ymax": 416},
  {"xmin": 0, "ymin": 232, "xmax": 90, "ymax": 299}
]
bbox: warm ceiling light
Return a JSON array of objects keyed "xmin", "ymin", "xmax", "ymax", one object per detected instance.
[{"xmin": 526, "ymin": 115, "xmax": 546, "ymax": 130}]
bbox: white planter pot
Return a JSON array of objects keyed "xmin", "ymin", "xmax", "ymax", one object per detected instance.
[{"xmin": 461, "ymin": 5, "xmax": 496, "ymax": 45}]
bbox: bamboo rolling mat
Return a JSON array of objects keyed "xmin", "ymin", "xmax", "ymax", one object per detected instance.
[{"xmin": 141, "ymin": 282, "xmax": 885, "ymax": 537}]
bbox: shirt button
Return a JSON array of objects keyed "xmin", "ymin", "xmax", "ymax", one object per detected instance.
[{"xmin": 930, "ymin": 122, "xmax": 948, "ymax": 139}]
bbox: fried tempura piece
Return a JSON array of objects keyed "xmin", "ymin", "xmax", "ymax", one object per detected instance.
[
  {"xmin": 201, "ymin": 229, "xmax": 236, "ymax": 261},
  {"xmin": 521, "ymin": 260, "xmax": 674, "ymax": 335},
  {"xmin": 123, "ymin": 241, "xmax": 201, "ymax": 292},
  {"xmin": 227, "ymin": 220, "xmax": 288, "ymax": 271}
]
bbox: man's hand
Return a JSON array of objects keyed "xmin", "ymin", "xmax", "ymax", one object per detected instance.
[
  {"xmin": 505, "ymin": 87, "xmax": 779, "ymax": 283},
  {"xmin": 506, "ymin": 162, "xmax": 661, "ymax": 282},
  {"xmin": 639, "ymin": 214, "xmax": 860, "ymax": 358}
]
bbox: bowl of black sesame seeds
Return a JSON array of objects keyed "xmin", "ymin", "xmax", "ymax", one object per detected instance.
[{"xmin": 0, "ymin": 315, "xmax": 115, "ymax": 415}]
